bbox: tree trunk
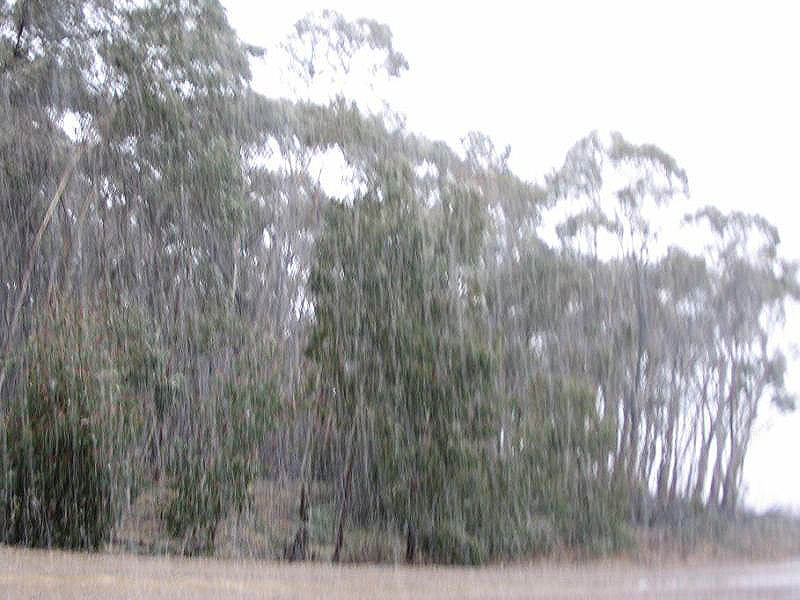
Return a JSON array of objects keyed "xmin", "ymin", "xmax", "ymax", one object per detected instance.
[
  {"xmin": 285, "ymin": 484, "xmax": 310, "ymax": 561},
  {"xmin": 405, "ymin": 477, "xmax": 418, "ymax": 563},
  {"xmin": 707, "ymin": 425, "xmax": 727, "ymax": 508},
  {"xmin": 332, "ymin": 421, "xmax": 357, "ymax": 563},
  {"xmin": 0, "ymin": 140, "xmax": 86, "ymax": 402}
]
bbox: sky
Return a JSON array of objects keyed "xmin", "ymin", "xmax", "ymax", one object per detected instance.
[{"xmin": 223, "ymin": 0, "xmax": 800, "ymax": 512}]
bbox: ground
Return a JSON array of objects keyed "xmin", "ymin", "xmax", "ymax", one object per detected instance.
[{"xmin": 2, "ymin": 545, "xmax": 799, "ymax": 599}]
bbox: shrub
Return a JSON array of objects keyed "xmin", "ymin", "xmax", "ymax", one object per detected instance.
[
  {"xmin": 518, "ymin": 376, "xmax": 631, "ymax": 555},
  {"xmin": 3, "ymin": 419, "xmax": 112, "ymax": 549},
  {"xmin": 418, "ymin": 521, "xmax": 484, "ymax": 565},
  {"xmin": 163, "ymin": 437, "xmax": 256, "ymax": 556},
  {"xmin": 1, "ymin": 307, "xmax": 136, "ymax": 550}
]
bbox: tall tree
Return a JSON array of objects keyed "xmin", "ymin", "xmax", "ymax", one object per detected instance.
[
  {"xmin": 307, "ymin": 154, "xmax": 493, "ymax": 562},
  {"xmin": 683, "ymin": 207, "xmax": 798, "ymax": 511}
]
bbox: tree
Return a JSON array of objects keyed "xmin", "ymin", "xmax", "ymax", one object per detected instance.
[
  {"xmin": 2, "ymin": 0, "xmax": 796, "ymax": 561},
  {"xmin": 0, "ymin": 0, "xmax": 277, "ymax": 552},
  {"xmin": 545, "ymin": 131, "xmax": 689, "ymax": 513},
  {"xmin": 307, "ymin": 155, "xmax": 493, "ymax": 563},
  {"xmin": 682, "ymin": 207, "xmax": 798, "ymax": 511}
]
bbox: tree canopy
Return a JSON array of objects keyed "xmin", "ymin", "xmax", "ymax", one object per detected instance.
[{"xmin": 0, "ymin": 0, "xmax": 796, "ymax": 561}]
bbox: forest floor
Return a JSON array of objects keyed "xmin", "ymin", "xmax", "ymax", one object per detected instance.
[
  {"xmin": 5, "ymin": 478, "xmax": 800, "ymax": 598},
  {"xmin": 2, "ymin": 545, "xmax": 800, "ymax": 599},
  {"xmin": 111, "ymin": 478, "xmax": 800, "ymax": 564}
]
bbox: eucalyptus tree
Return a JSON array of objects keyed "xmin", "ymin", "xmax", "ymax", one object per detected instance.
[
  {"xmin": 682, "ymin": 208, "xmax": 797, "ymax": 511},
  {"xmin": 545, "ymin": 132, "xmax": 689, "ymax": 504},
  {"xmin": 305, "ymin": 135, "xmax": 497, "ymax": 562},
  {"xmin": 0, "ymin": 0, "xmax": 137, "ymax": 549},
  {"xmin": 0, "ymin": 0, "xmax": 281, "ymax": 552},
  {"xmin": 648, "ymin": 247, "xmax": 711, "ymax": 510},
  {"xmin": 3, "ymin": 0, "xmax": 796, "ymax": 559}
]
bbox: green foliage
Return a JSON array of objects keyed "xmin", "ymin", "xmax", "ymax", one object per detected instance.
[
  {"xmin": 3, "ymin": 420, "xmax": 111, "ymax": 550},
  {"xmin": 163, "ymin": 437, "xmax": 254, "ymax": 556},
  {"xmin": 1, "ymin": 0, "xmax": 797, "ymax": 565},
  {"xmin": 1, "ymin": 306, "xmax": 141, "ymax": 550},
  {"xmin": 417, "ymin": 522, "xmax": 484, "ymax": 566},
  {"xmin": 161, "ymin": 310, "xmax": 279, "ymax": 555},
  {"xmin": 307, "ymin": 160, "xmax": 496, "ymax": 563},
  {"xmin": 520, "ymin": 377, "xmax": 630, "ymax": 554}
]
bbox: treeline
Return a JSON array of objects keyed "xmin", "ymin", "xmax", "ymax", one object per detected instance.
[{"xmin": 0, "ymin": 2, "xmax": 796, "ymax": 562}]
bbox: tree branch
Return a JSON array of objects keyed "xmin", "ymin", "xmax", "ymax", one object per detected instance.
[{"xmin": 0, "ymin": 138, "xmax": 86, "ymax": 404}]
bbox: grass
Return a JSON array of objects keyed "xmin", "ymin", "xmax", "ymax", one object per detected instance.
[{"xmin": 2, "ymin": 544, "xmax": 800, "ymax": 599}]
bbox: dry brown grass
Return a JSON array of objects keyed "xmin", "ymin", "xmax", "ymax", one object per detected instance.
[
  {"xmin": 2, "ymin": 545, "xmax": 799, "ymax": 599},
  {"xmin": 617, "ymin": 509, "xmax": 800, "ymax": 568},
  {"xmin": 6, "ymin": 482, "xmax": 800, "ymax": 597}
]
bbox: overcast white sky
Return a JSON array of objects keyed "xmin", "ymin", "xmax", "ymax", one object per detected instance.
[{"xmin": 223, "ymin": 0, "xmax": 800, "ymax": 512}]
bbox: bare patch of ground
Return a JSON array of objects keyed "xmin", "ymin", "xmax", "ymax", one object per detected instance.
[{"xmin": 2, "ymin": 546, "xmax": 799, "ymax": 599}]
